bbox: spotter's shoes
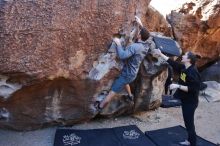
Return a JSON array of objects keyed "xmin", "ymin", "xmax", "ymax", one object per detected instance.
[{"xmin": 179, "ymin": 140, "xmax": 190, "ymax": 145}]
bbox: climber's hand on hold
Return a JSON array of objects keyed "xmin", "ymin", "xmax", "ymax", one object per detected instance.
[
  {"xmin": 113, "ymin": 38, "xmax": 121, "ymax": 46},
  {"xmin": 135, "ymin": 16, "xmax": 143, "ymax": 28}
]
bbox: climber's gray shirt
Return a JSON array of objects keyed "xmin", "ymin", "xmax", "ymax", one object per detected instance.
[{"xmin": 116, "ymin": 40, "xmax": 149, "ymax": 81}]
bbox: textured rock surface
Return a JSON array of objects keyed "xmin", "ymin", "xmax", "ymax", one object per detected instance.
[
  {"xmin": 0, "ymin": 0, "xmax": 150, "ymax": 78},
  {"xmin": 200, "ymin": 60, "xmax": 220, "ymax": 83},
  {"xmin": 0, "ymin": 0, "xmax": 171, "ymax": 130},
  {"xmin": 144, "ymin": 6, "xmax": 171, "ymax": 36},
  {"xmin": 133, "ymin": 56, "xmax": 167, "ymax": 112},
  {"xmin": 199, "ymin": 81, "xmax": 220, "ymax": 102},
  {"xmin": 167, "ymin": 0, "xmax": 220, "ymax": 67}
]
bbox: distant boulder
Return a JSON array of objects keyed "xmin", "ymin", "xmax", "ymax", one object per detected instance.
[
  {"xmin": 199, "ymin": 81, "xmax": 220, "ymax": 102},
  {"xmin": 167, "ymin": 0, "xmax": 220, "ymax": 67},
  {"xmin": 200, "ymin": 60, "xmax": 220, "ymax": 83}
]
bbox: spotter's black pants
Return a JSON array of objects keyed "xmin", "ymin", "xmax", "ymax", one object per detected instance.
[{"xmin": 181, "ymin": 102, "xmax": 198, "ymax": 146}]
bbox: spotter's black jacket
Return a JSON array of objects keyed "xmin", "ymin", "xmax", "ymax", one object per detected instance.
[{"xmin": 167, "ymin": 59, "xmax": 201, "ymax": 104}]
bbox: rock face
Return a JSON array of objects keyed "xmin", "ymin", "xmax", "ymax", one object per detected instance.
[
  {"xmin": 144, "ymin": 6, "xmax": 171, "ymax": 36},
  {"xmin": 199, "ymin": 81, "xmax": 220, "ymax": 102},
  {"xmin": 167, "ymin": 0, "xmax": 220, "ymax": 67},
  {"xmin": 200, "ymin": 60, "xmax": 220, "ymax": 83},
  {"xmin": 0, "ymin": 1, "xmax": 170, "ymax": 130}
]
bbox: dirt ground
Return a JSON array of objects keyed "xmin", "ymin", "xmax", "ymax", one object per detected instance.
[{"xmin": 0, "ymin": 101, "xmax": 219, "ymax": 146}]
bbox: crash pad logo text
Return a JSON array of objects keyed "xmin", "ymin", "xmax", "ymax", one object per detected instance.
[
  {"xmin": 63, "ymin": 133, "xmax": 81, "ymax": 146},
  {"xmin": 123, "ymin": 130, "xmax": 140, "ymax": 140}
]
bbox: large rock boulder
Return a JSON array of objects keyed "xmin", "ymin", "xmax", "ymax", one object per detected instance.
[
  {"xmin": 144, "ymin": 6, "xmax": 171, "ymax": 36},
  {"xmin": 167, "ymin": 0, "xmax": 220, "ymax": 67},
  {"xmin": 199, "ymin": 81, "xmax": 220, "ymax": 102},
  {"xmin": 200, "ymin": 60, "xmax": 220, "ymax": 83},
  {"xmin": 0, "ymin": 0, "xmax": 170, "ymax": 130}
]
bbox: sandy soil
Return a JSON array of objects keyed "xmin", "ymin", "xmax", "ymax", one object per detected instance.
[{"xmin": 0, "ymin": 101, "xmax": 219, "ymax": 146}]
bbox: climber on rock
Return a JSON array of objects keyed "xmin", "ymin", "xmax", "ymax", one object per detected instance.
[
  {"xmin": 128, "ymin": 16, "xmax": 144, "ymax": 44},
  {"xmin": 94, "ymin": 16, "xmax": 150, "ymax": 111}
]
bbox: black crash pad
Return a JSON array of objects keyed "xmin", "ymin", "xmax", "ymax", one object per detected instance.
[
  {"xmin": 145, "ymin": 125, "xmax": 217, "ymax": 146},
  {"xmin": 54, "ymin": 125, "xmax": 156, "ymax": 146},
  {"xmin": 161, "ymin": 95, "xmax": 181, "ymax": 108},
  {"xmin": 153, "ymin": 36, "xmax": 181, "ymax": 56}
]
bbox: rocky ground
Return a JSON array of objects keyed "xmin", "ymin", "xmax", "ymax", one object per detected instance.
[{"xmin": 0, "ymin": 101, "xmax": 220, "ymax": 146}]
